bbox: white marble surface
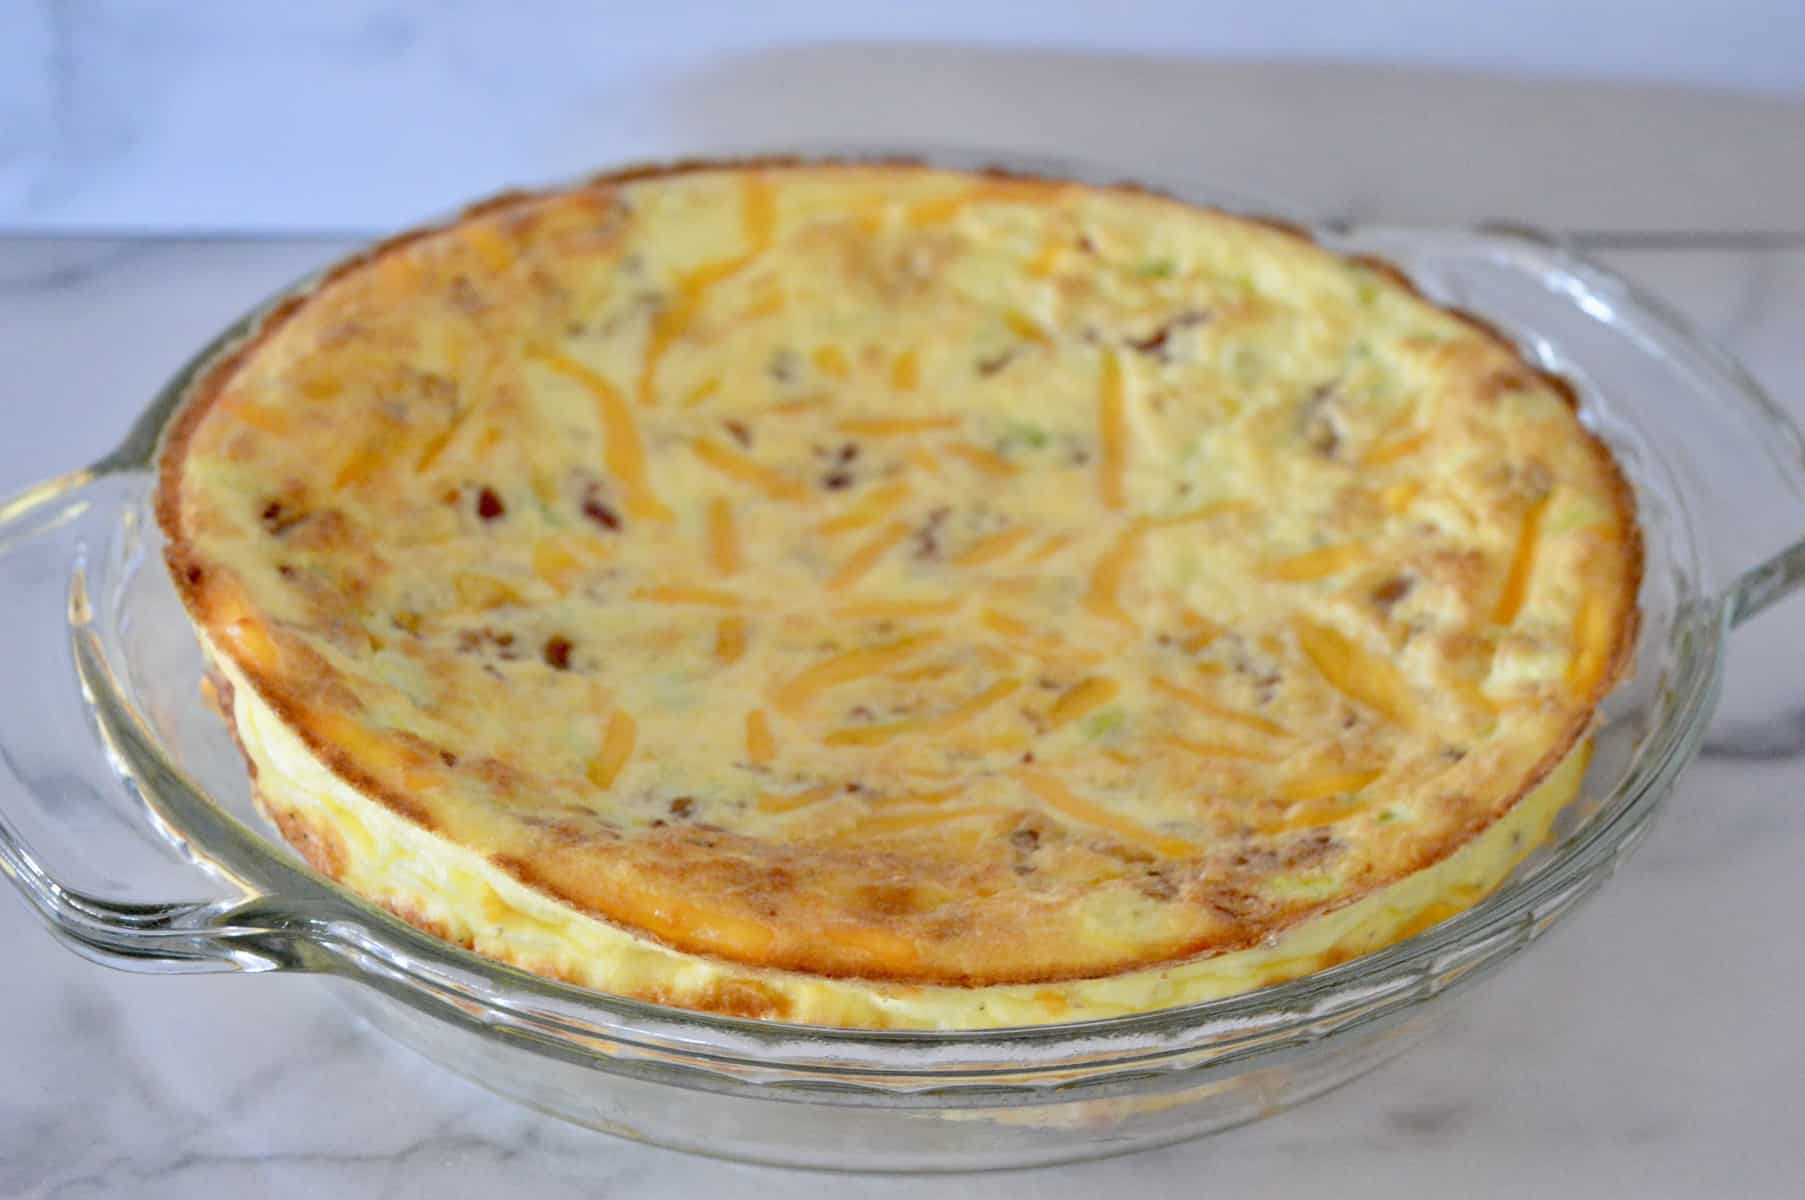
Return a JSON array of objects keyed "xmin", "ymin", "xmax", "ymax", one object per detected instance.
[
  {"xmin": 3, "ymin": 2, "xmax": 1804, "ymax": 233},
  {"xmin": 1, "ymin": 229, "xmax": 1803, "ymax": 1195}
]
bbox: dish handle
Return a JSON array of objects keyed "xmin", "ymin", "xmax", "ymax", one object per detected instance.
[
  {"xmin": 1729, "ymin": 540, "xmax": 1805, "ymax": 627},
  {"xmin": 0, "ymin": 466, "xmax": 308, "ymax": 975}
]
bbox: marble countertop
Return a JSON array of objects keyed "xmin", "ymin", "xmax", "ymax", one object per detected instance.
[{"xmin": 1, "ymin": 234, "xmax": 1801, "ymax": 1197}]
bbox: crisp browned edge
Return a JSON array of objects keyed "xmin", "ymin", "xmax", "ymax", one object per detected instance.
[{"xmin": 154, "ymin": 156, "xmax": 1645, "ymax": 999}]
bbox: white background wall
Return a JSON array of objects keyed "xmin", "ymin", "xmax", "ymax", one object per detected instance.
[{"xmin": 3, "ymin": 0, "xmax": 1802, "ymax": 233}]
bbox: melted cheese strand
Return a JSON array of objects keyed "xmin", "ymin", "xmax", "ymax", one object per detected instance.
[
  {"xmin": 714, "ymin": 615, "xmax": 748, "ymax": 665},
  {"xmin": 827, "ymin": 804, "xmax": 1017, "ymax": 841},
  {"xmin": 633, "ymin": 584, "xmax": 741, "ymax": 607},
  {"xmin": 1152, "ymin": 677, "xmax": 1288, "ymax": 737},
  {"xmin": 1494, "ymin": 493, "xmax": 1551, "ymax": 625},
  {"xmin": 691, "ymin": 437, "xmax": 808, "ymax": 501},
  {"xmin": 706, "ymin": 496, "xmax": 742, "ymax": 575},
  {"xmin": 1262, "ymin": 543, "xmax": 1365, "ymax": 582},
  {"xmin": 1015, "ymin": 769, "xmax": 1197, "ymax": 858},
  {"xmin": 1045, "ymin": 676, "xmax": 1120, "ymax": 730},
  {"xmin": 586, "ymin": 710, "xmax": 637, "ymax": 789},
  {"xmin": 890, "ymin": 348, "xmax": 919, "ymax": 391},
  {"xmin": 946, "ymin": 442, "xmax": 1019, "ymax": 478},
  {"xmin": 1280, "ymin": 766, "xmax": 1385, "ymax": 804},
  {"xmin": 771, "ymin": 634, "xmax": 941, "ymax": 714},
  {"xmin": 757, "ymin": 782, "xmax": 839, "ymax": 814},
  {"xmin": 1098, "ymin": 350, "xmax": 1129, "ymax": 510},
  {"xmin": 952, "ymin": 526, "xmax": 1031, "ymax": 568},
  {"xmin": 833, "ymin": 597, "xmax": 961, "ymax": 620},
  {"xmin": 836, "ymin": 416, "xmax": 961, "ymax": 436},
  {"xmin": 827, "ymin": 520, "xmax": 911, "ymax": 592},
  {"xmin": 638, "ymin": 175, "xmax": 775, "ymax": 406},
  {"xmin": 1293, "ymin": 619, "xmax": 1417, "ymax": 730},
  {"xmin": 1083, "ymin": 523, "xmax": 1146, "ymax": 628},
  {"xmin": 1566, "ymin": 589, "xmax": 1613, "ymax": 697},
  {"xmin": 817, "ymin": 479, "xmax": 912, "ymax": 536},
  {"xmin": 824, "ymin": 678, "xmax": 1021, "ymax": 747},
  {"xmin": 537, "ymin": 351, "xmax": 673, "ymax": 522},
  {"xmin": 745, "ymin": 709, "xmax": 776, "ymax": 764},
  {"xmin": 1023, "ymin": 532, "xmax": 1076, "ymax": 565},
  {"xmin": 1160, "ymin": 735, "xmax": 1280, "ymax": 763}
]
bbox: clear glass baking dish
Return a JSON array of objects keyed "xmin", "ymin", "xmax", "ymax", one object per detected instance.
[{"xmin": 2, "ymin": 150, "xmax": 1801, "ymax": 1173}]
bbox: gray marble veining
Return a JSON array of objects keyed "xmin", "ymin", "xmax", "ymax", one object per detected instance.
[{"xmin": 0, "ymin": 240, "xmax": 1801, "ymax": 1197}]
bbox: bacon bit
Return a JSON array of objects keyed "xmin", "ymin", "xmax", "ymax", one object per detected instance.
[
  {"xmin": 715, "ymin": 615, "xmax": 748, "ymax": 665},
  {"xmin": 976, "ymin": 349, "xmax": 1016, "ymax": 377},
  {"xmin": 1127, "ymin": 310, "xmax": 1208, "ymax": 358},
  {"xmin": 1371, "ymin": 575, "xmax": 1414, "ymax": 613},
  {"xmin": 543, "ymin": 635, "xmax": 573, "ymax": 670},
  {"xmin": 946, "ymin": 442, "xmax": 1019, "ymax": 478},
  {"xmin": 581, "ymin": 492, "xmax": 622, "ymax": 531},
  {"xmin": 476, "ymin": 487, "xmax": 506, "ymax": 521},
  {"xmin": 746, "ymin": 709, "xmax": 777, "ymax": 765},
  {"xmin": 259, "ymin": 500, "xmax": 304, "ymax": 536}
]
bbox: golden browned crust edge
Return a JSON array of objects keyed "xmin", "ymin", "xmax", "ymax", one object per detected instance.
[{"xmin": 155, "ymin": 156, "xmax": 1644, "ymax": 991}]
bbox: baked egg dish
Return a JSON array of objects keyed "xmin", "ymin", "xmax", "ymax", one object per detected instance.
[{"xmin": 157, "ymin": 161, "xmax": 1639, "ymax": 1029}]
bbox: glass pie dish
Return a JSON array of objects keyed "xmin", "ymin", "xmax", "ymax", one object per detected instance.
[{"xmin": 2, "ymin": 150, "xmax": 1801, "ymax": 1172}]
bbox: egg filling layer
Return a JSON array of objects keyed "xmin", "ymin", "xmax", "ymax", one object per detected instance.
[{"xmin": 160, "ymin": 163, "xmax": 1638, "ymax": 1027}]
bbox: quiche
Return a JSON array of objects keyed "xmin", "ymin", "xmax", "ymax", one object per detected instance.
[{"xmin": 157, "ymin": 161, "xmax": 1639, "ymax": 1029}]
